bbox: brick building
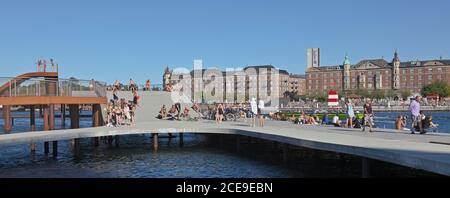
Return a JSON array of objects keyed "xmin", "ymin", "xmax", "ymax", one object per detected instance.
[{"xmin": 306, "ymin": 51, "xmax": 450, "ymax": 96}]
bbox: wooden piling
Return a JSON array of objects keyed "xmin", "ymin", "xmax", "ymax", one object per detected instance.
[
  {"xmin": 92, "ymin": 104, "xmax": 100, "ymax": 147},
  {"xmin": 30, "ymin": 105, "xmax": 36, "ymax": 152},
  {"xmin": 43, "ymin": 105, "xmax": 49, "ymax": 154},
  {"xmin": 74, "ymin": 138, "xmax": 81, "ymax": 156},
  {"xmin": 69, "ymin": 104, "xmax": 80, "ymax": 152},
  {"xmin": 61, "ymin": 104, "xmax": 65, "ymax": 128},
  {"xmin": 52, "ymin": 141, "xmax": 58, "ymax": 157},
  {"xmin": 49, "ymin": 104, "xmax": 55, "ymax": 130},
  {"xmin": 153, "ymin": 133, "xmax": 159, "ymax": 151},
  {"xmin": 69, "ymin": 104, "xmax": 80, "ymax": 129},
  {"xmin": 2, "ymin": 105, "xmax": 11, "ymax": 133},
  {"xmin": 179, "ymin": 133, "xmax": 184, "ymax": 147},
  {"xmin": 108, "ymin": 136, "xmax": 113, "ymax": 146},
  {"xmin": 115, "ymin": 135, "xmax": 120, "ymax": 147}
]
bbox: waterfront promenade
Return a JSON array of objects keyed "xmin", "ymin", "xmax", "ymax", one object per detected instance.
[{"xmin": 1, "ymin": 91, "xmax": 450, "ymax": 176}]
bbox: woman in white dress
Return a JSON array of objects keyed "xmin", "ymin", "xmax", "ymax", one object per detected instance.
[
  {"xmin": 346, "ymin": 100, "xmax": 355, "ymax": 128},
  {"xmin": 258, "ymin": 99, "xmax": 265, "ymax": 127}
]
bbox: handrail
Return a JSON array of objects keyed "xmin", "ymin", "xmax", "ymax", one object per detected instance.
[{"xmin": 0, "ymin": 77, "xmax": 107, "ymax": 98}]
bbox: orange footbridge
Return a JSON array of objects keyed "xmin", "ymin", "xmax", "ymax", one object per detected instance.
[
  {"xmin": 0, "ymin": 72, "xmax": 58, "ymax": 95},
  {"xmin": 1, "ymin": 71, "xmax": 107, "ymax": 132},
  {"xmin": 0, "ymin": 71, "xmax": 107, "ymax": 105}
]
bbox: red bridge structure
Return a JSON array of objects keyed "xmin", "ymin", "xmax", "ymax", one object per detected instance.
[{"xmin": 0, "ymin": 62, "xmax": 107, "ymax": 155}]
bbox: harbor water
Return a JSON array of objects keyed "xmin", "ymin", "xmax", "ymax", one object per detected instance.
[{"xmin": 0, "ymin": 111, "xmax": 445, "ymax": 178}]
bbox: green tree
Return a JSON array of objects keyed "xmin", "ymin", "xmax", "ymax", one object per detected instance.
[
  {"xmin": 400, "ymin": 89, "xmax": 411, "ymax": 100},
  {"xmin": 355, "ymin": 88, "xmax": 369, "ymax": 98},
  {"xmin": 315, "ymin": 92, "xmax": 327, "ymax": 102},
  {"xmin": 371, "ymin": 89, "xmax": 385, "ymax": 99},
  {"xmin": 385, "ymin": 89, "xmax": 396, "ymax": 99},
  {"xmin": 421, "ymin": 80, "xmax": 450, "ymax": 98}
]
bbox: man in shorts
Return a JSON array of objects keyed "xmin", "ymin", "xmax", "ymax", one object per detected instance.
[
  {"xmin": 409, "ymin": 96, "xmax": 423, "ymax": 134},
  {"xmin": 363, "ymin": 99, "xmax": 374, "ymax": 132}
]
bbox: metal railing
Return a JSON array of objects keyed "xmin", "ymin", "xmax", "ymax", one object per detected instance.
[
  {"xmin": 0, "ymin": 77, "xmax": 107, "ymax": 98},
  {"xmin": 106, "ymin": 84, "xmax": 164, "ymax": 92}
]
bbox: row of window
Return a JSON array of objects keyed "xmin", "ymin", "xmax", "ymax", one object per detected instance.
[{"xmin": 308, "ymin": 67, "xmax": 448, "ymax": 79}]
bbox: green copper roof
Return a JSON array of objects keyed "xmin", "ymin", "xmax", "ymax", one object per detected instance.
[{"xmin": 344, "ymin": 55, "xmax": 350, "ymax": 65}]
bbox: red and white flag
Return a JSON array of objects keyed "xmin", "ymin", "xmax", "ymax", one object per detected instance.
[{"xmin": 328, "ymin": 91, "xmax": 339, "ymax": 107}]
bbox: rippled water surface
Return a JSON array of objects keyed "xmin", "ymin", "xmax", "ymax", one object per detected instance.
[{"xmin": 0, "ymin": 111, "xmax": 445, "ymax": 177}]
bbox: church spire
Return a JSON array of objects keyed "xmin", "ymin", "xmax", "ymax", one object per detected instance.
[
  {"xmin": 344, "ymin": 54, "xmax": 350, "ymax": 65},
  {"xmin": 393, "ymin": 50, "xmax": 400, "ymax": 62},
  {"xmin": 164, "ymin": 66, "xmax": 170, "ymax": 74}
]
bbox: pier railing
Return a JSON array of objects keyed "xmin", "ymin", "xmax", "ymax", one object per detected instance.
[
  {"xmin": 106, "ymin": 84, "xmax": 164, "ymax": 91},
  {"xmin": 0, "ymin": 77, "xmax": 107, "ymax": 98}
]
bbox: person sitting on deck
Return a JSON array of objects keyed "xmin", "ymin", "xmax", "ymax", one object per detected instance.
[
  {"xmin": 321, "ymin": 114, "xmax": 330, "ymax": 125},
  {"xmin": 332, "ymin": 114, "xmax": 341, "ymax": 127},
  {"xmin": 167, "ymin": 105, "xmax": 177, "ymax": 119},
  {"xmin": 395, "ymin": 115, "xmax": 407, "ymax": 131},
  {"xmin": 289, "ymin": 114, "xmax": 296, "ymax": 123},
  {"xmin": 304, "ymin": 115, "xmax": 317, "ymax": 125},
  {"xmin": 156, "ymin": 105, "xmax": 168, "ymax": 120},
  {"xmin": 181, "ymin": 107, "xmax": 191, "ymax": 120},
  {"xmin": 353, "ymin": 117, "xmax": 362, "ymax": 129},
  {"xmin": 191, "ymin": 103, "xmax": 203, "ymax": 119},
  {"xmin": 416, "ymin": 116, "xmax": 438, "ymax": 134}
]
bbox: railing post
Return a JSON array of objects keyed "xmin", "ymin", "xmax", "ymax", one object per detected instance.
[
  {"xmin": 14, "ymin": 80, "xmax": 17, "ymax": 96},
  {"xmin": 9, "ymin": 80, "xmax": 11, "ymax": 97}
]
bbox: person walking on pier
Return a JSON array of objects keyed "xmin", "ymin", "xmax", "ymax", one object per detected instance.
[
  {"xmin": 250, "ymin": 98, "xmax": 257, "ymax": 127},
  {"xmin": 409, "ymin": 96, "xmax": 423, "ymax": 134},
  {"xmin": 129, "ymin": 78, "xmax": 137, "ymax": 91},
  {"xmin": 145, "ymin": 79, "xmax": 151, "ymax": 91},
  {"xmin": 114, "ymin": 80, "xmax": 120, "ymax": 91},
  {"xmin": 346, "ymin": 100, "xmax": 355, "ymax": 128},
  {"xmin": 258, "ymin": 99, "xmax": 265, "ymax": 127},
  {"xmin": 216, "ymin": 103, "xmax": 224, "ymax": 124},
  {"xmin": 362, "ymin": 99, "xmax": 374, "ymax": 132}
]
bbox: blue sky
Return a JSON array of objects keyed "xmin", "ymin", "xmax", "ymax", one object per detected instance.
[{"xmin": 1, "ymin": 0, "xmax": 449, "ymax": 84}]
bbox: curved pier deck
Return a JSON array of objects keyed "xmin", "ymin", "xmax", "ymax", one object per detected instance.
[
  {"xmin": 1, "ymin": 91, "xmax": 450, "ymax": 176},
  {"xmin": 0, "ymin": 119, "xmax": 449, "ymax": 176}
]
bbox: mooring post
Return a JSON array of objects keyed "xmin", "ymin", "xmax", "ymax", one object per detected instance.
[
  {"xmin": 30, "ymin": 105, "xmax": 36, "ymax": 152},
  {"xmin": 362, "ymin": 158, "xmax": 371, "ymax": 178},
  {"xmin": 43, "ymin": 105, "xmax": 50, "ymax": 154},
  {"xmin": 153, "ymin": 133, "xmax": 159, "ymax": 151},
  {"xmin": 2, "ymin": 105, "xmax": 11, "ymax": 133},
  {"xmin": 179, "ymin": 133, "xmax": 184, "ymax": 147}
]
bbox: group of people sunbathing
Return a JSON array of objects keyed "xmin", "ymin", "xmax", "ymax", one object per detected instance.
[
  {"xmin": 289, "ymin": 113, "xmax": 321, "ymax": 125},
  {"xmin": 106, "ymin": 98, "xmax": 136, "ymax": 127},
  {"xmin": 157, "ymin": 103, "xmax": 203, "ymax": 121}
]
